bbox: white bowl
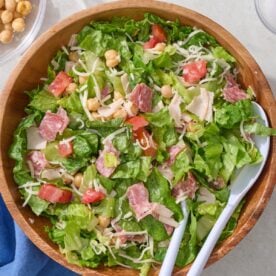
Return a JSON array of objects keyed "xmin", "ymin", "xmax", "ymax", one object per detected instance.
[{"xmin": 0, "ymin": 0, "xmax": 46, "ymax": 65}]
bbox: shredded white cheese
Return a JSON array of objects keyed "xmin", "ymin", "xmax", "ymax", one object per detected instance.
[{"xmin": 79, "ymin": 90, "xmax": 93, "ymax": 121}]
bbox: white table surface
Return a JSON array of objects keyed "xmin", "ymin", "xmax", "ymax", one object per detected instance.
[{"xmin": 0, "ymin": 1, "xmax": 275, "ymax": 275}]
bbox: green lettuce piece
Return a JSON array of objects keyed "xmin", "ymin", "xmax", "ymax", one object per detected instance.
[
  {"xmin": 112, "ymin": 157, "xmax": 151, "ymax": 182},
  {"xmin": 244, "ymin": 122, "xmax": 276, "ymax": 136},
  {"xmin": 58, "ymin": 92, "xmax": 83, "ymax": 114},
  {"xmin": 119, "ymin": 219, "xmax": 142, "ymax": 232},
  {"xmin": 86, "ymin": 118, "xmax": 123, "ymax": 137},
  {"xmin": 212, "ymin": 46, "xmax": 236, "ymax": 63},
  {"xmin": 140, "ymin": 215, "xmax": 169, "ymax": 241},
  {"xmin": 171, "ymin": 150, "xmax": 191, "ymax": 184},
  {"xmin": 98, "ymin": 175, "xmax": 116, "ymax": 193},
  {"xmin": 197, "ymin": 202, "xmax": 218, "ymax": 216},
  {"xmin": 196, "ymin": 214, "xmax": 216, "ymax": 241},
  {"xmin": 215, "ymin": 100, "xmax": 252, "ymax": 128},
  {"xmin": 144, "ymin": 108, "xmax": 172, "ymax": 128},
  {"xmin": 175, "ymin": 212, "xmax": 198, "ymax": 266},
  {"xmin": 73, "ymin": 136, "xmax": 93, "ymax": 158},
  {"xmin": 93, "ymin": 197, "xmax": 115, "ymax": 218},
  {"xmin": 61, "ymin": 157, "xmax": 89, "ymax": 174},
  {"xmin": 80, "ymin": 164, "xmax": 97, "ymax": 193},
  {"xmin": 145, "ymin": 168, "xmax": 183, "ymax": 221},
  {"xmin": 28, "ymin": 90, "xmax": 58, "ymax": 112}
]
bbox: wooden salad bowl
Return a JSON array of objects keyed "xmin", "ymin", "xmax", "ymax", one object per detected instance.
[{"xmin": 0, "ymin": 1, "xmax": 275, "ymax": 275}]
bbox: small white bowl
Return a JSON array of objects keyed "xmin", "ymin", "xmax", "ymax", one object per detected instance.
[{"xmin": 0, "ymin": 0, "xmax": 46, "ymax": 65}]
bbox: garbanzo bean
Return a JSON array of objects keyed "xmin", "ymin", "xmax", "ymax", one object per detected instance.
[
  {"xmin": 73, "ymin": 173, "xmax": 83, "ymax": 188},
  {"xmin": 113, "ymin": 108, "xmax": 127, "ymax": 120},
  {"xmin": 161, "ymin": 84, "xmax": 173, "ymax": 99},
  {"xmin": 1, "ymin": 10, "xmax": 13, "ymax": 24},
  {"xmin": 16, "ymin": 0, "xmax": 32, "ymax": 16},
  {"xmin": 12, "ymin": 17, "xmax": 25, "ymax": 32},
  {"xmin": 0, "ymin": 0, "xmax": 4, "ymax": 9},
  {"xmin": 5, "ymin": 0, "xmax": 16, "ymax": 12},
  {"xmin": 87, "ymin": 98, "xmax": 100, "ymax": 112},
  {"xmin": 0, "ymin": 29, "xmax": 13, "ymax": 43}
]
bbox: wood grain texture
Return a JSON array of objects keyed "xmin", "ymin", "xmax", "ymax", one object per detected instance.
[{"xmin": 0, "ymin": 1, "xmax": 275, "ymax": 275}]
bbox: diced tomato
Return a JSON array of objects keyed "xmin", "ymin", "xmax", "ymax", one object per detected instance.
[
  {"xmin": 82, "ymin": 189, "xmax": 106, "ymax": 204},
  {"xmin": 134, "ymin": 128, "xmax": 157, "ymax": 157},
  {"xmin": 48, "ymin": 71, "xmax": 72, "ymax": 97},
  {"xmin": 38, "ymin": 184, "xmax": 72, "ymax": 203},
  {"xmin": 143, "ymin": 37, "xmax": 159, "ymax": 49},
  {"xmin": 58, "ymin": 141, "xmax": 73, "ymax": 157},
  {"xmin": 126, "ymin": 116, "xmax": 149, "ymax": 131},
  {"xmin": 152, "ymin": 24, "xmax": 167, "ymax": 42},
  {"xmin": 182, "ymin": 60, "xmax": 207, "ymax": 84}
]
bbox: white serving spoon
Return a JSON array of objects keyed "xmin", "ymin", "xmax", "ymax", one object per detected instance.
[
  {"xmin": 159, "ymin": 102, "xmax": 270, "ymax": 276},
  {"xmin": 187, "ymin": 102, "xmax": 270, "ymax": 276},
  {"xmin": 159, "ymin": 200, "xmax": 189, "ymax": 276}
]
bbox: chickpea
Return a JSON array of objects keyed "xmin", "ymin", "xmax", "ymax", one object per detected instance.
[
  {"xmin": 12, "ymin": 17, "xmax": 25, "ymax": 32},
  {"xmin": 1, "ymin": 10, "xmax": 13, "ymax": 24},
  {"xmin": 161, "ymin": 84, "xmax": 173, "ymax": 99},
  {"xmin": 154, "ymin": 42, "xmax": 166, "ymax": 52},
  {"xmin": 113, "ymin": 90, "xmax": 123, "ymax": 100},
  {"xmin": 73, "ymin": 173, "xmax": 83, "ymax": 188},
  {"xmin": 129, "ymin": 103, "xmax": 138, "ymax": 116},
  {"xmin": 113, "ymin": 108, "xmax": 127, "ymax": 120},
  {"xmin": 0, "ymin": 0, "xmax": 4, "ymax": 8},
  {"xmin": 78, "ymin": 75, "xmax": 87, "ymax": 84},
  {"xmin": 4, "ymin": 23, "xmax": 12, "ymax": 31},
  {"xmin": 0, "ymin": 22, "xmax": 4, "ymax": 32},
  {"xmin": 0, "ymin": 29, "xmax": 13, "ymax": 43},
  {"xmin": 16, "ymin": 0, "xmax": 32, "ymax": 16},
  {"xmin": 65, "ymin": 83, "xmax": 77, "ymax": 94},
  {"xmin": 106, "ymin": 58, "xmax": 119, "ymax": 68},
  {"xmin": 104, "ymin": 49, "xmax": 118, "ymax": 60},
  {"xmin": 68, "ymin": 51, "xmax": 79, "ymax": 62},
  {"xmin": 5, "ymin": 0, "xmax": 16, "ymax": 12},
  {"xmin": 87, "ymin": 97, "xmax": 100, "ymax": 112},
  {"xmin": 98, "ymin": 215, "xmax": 110, "ymax": 228}
]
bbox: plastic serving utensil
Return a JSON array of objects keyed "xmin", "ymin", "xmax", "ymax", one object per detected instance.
[
  {"xmin": 187, "ymin": 102, "xmax": 270, "ymax": 276},
  {"xmin": 159, "ymin": 200, "xmax": 189, "ymax": 276}
]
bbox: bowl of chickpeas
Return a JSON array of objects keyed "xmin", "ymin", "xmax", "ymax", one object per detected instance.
[{"xmin": 0, "ymin": 0, "xmax": 46, "ymax": 64}]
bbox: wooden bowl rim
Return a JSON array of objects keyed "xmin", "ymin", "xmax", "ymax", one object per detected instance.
[{"xmin": 0, "ymin": 0, "xmax": 276, "ymax": 275}]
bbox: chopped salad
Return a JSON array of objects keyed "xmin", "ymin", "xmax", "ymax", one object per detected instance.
[{"xmin": 9, "ymin": 13, "xmax": 276, "ymax": 274}]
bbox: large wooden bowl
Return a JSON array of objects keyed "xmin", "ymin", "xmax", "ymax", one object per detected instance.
[{"xmin": 0, "ymin": 1, "xmax": 275, "ymax": 275}]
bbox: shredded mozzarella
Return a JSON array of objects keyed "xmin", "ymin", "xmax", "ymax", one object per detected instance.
[{"xmin": 61, "ymin": 46, "xmax": 69, "ymax": 55}]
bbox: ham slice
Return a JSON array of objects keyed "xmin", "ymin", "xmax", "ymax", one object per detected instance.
[
  {"xmin": 167, "ymin": 143, "xmax": 186, "ymax": 165},
  {"xmin": 186, "ymin": 88, "xmax": 214, "ymax": 122},
  {"xmin": 127, "ymin": 183, "xmax": 178, "ymax": 231},
  {"xmin": 129, "ymin": 83, "xmax": 153, "ymax": 112},
  {"xmin": 172, "ymin": 172, "xmax": 198, "ymax": 200},
  {"xmin": 27, "ymin": 151, "xmax": 48, "ymax": 177},
  {"xmin": 39, "ymin": 107, "xmax": 69, "ymax": 141},
  {"xmin": 168, "ymin": 92, "xmax": 183, "ymax": 127},
  {"xmin": 223, "ymin": 74, "xmax": 247, "ymax": 103},
  {"xmin": 96, "ymin": 142, "xmax": 120, "ymax": 177}
]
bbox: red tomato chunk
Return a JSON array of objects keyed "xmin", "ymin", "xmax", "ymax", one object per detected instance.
[
  {"xmin": 38, "ymin": 184, "xmax": 72, "ymax": 203},
  {"xmin": 82, "ymin": 189, "xmax": 106, "ymax": 204},
  {"xmin": 48, "ymin": 71, "xmax": 72, "ymax": 97},
  {"xmin": 182, "ymin": 60, "xmax": 207, "ymax": 84}
]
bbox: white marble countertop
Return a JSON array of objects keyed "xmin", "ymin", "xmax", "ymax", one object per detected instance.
[{"xmin": 0, "ymin": 1, "xmax": 275, "ymax": 275}]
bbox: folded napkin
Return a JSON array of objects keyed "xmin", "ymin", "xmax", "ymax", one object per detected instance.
[{"xmin": 0, "ymin": 195, "xmax": 77, "ymax": 276}]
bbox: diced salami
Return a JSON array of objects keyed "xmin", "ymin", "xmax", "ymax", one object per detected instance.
[
  {"xmin": 172, "ymin": 172, "xmax": 198, "ymax": 200},
  {"xmin": 96, "ymin": 142, "xmax": 120, "ymax": 177},
  {"xmin": 126, "ymin": 183, "xmax": 152, "ymax": 221},
  {"xmin": 223, "ymin": 74, "xmax": 247, "ymax": 103},
  {"xmin": 129, "ymin": 83, "xmax": 153, "ymax": 113},
  {"xmin": 48, "ymin": 71, "xmax": 72, "ymax": 97},
  {"xmin": 27, "ymin": 151, "xmax": 48, "ymax": 177},
  {"xmin": 38, "ymin": 107, "xmax": 69, "ymax": 141}
]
